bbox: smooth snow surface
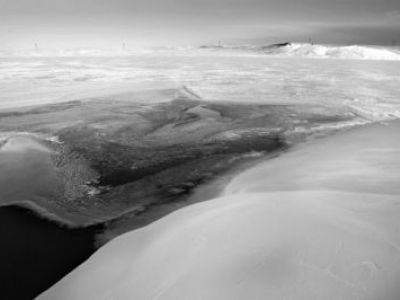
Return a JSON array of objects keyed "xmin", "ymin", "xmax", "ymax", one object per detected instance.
[
  {"xmin": 38, "ymin": 121, "xmax": 400, "ymax": 300},
  {"xmin": 263, "ymin": 44, "xmax": 400, "ymax": 61},
  {"xmin": 224, "ymin": 121, "xmax": 400, "ymax": 196}
]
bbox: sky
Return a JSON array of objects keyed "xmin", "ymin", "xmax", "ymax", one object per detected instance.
[{"xmin": 1, "ymin": 0, "xmax": 400, "ymax": 49}]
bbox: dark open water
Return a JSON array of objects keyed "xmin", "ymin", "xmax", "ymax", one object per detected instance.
[{"xmin": 0, "ymin": 205, "xmax": 100, "ymax": 300}]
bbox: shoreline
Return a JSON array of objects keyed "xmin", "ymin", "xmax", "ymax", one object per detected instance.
[
  {"xmin": 1, "ymin": 201, "xmax": 79, "ymax": 228},
  {"xmin": 96, "ymin": 148, "xmax": 287, "ymax": 244}
]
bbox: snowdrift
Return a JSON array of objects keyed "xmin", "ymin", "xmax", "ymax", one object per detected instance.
[
  {"xmin": 38, "ymin": 191, "xmax": 400, "ymax": 300},
  {"xmin": 38, "ymin": 120, "xmax": 400, "ymax": 300},
  {"xmin": 264, "ymin": 43, "xmax": 400, "ymax": 60}
]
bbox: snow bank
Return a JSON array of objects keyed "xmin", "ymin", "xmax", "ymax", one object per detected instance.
[
  {"xmin": 271, "ymin": 43, "xmax": 400, "ymax": 61},
  {"xmin": 38, "ymin": 191, "xmax": 400, "ymax": 300},
  {"xmin": 38, "ymin": 120, "xmax": 400, "ymax": 300},
  {"xmin": 224, "ymin": 121, "xmax": 400, "ymax": 196}
]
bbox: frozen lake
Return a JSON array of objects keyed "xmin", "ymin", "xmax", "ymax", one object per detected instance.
[{"xmin": 1, "ymin": 49, "xmax": 400, "ymax": 299}]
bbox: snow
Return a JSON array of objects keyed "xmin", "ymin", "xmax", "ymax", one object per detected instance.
[
  {"xmin": 3, "ymin": 44, "xmax": 400, "ymax": 61},
  {"xmin": 268, "ymin": 43, "xmax": 400, "ymax": 61},
  {"xmin": 1, "ymin": 53, "xmax": 400, "ymax": 122},
  {"xmin": 38, "ymin": 121, "xmax": 400, "ymax": 300},
  {"xmin": 224, "ymin": 121, "xmax": 400, "ymax": 196},
  {"xmin": 0, "ymin": 135, "xmax": 52, "ymax": 153}
]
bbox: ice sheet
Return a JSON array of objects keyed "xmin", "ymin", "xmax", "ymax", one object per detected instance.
[{"xmin": 1, "ymin": 53, "xmax": 400, "ymax": 123}]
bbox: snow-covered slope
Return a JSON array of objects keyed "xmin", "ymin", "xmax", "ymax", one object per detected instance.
[
  {"xmin": 224, "ymin": 120, "xmax": 400, "ymax": 196},
  {"xmin": 38, "ymin": 120, "xmax": 400, "ymax": 300},
  {"xmin": 38, "ymin": 192, "xmax": 400, "ymax": 300},
  {"xmin": 267, "ymin": 43, "xmax": 400, "ymax": 60}
]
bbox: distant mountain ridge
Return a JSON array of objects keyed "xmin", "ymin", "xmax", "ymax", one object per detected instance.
[{"xmin": 200, "ymin": 42, "xmax": 400, "ymax": 60}]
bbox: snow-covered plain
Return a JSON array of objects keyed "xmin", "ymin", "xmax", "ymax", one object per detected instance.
[
  {"xmin": 1, "ymin": 45, "xmax": 400, "ymax": 123},
  {"xmin": 38, "ymin": 121, "xmax": 400, "ymax": 300}
]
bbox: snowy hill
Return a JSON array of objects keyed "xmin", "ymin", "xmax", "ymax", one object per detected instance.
[{"xmin": 264, "ymin": 43, "xmax": 400, "ymax": 60}]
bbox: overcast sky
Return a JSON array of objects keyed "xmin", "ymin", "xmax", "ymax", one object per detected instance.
[{"xmin": 1, "ymin": 0, "xmax": 399, "ymax": 49}]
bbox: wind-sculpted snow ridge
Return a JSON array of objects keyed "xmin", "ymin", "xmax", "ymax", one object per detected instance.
[
  {"xmin": 38, "ymin": 120, "xmax": 400, "ymax": 300},
  {"xmin": 268, "ymin": 43, "xmax": 400, "ymax": 60}
]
